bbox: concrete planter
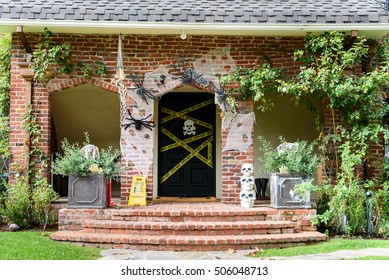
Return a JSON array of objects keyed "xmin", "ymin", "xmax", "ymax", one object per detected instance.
[
  {"xmin": 68, "ymin": 173, "xmax": 107, "ymax": 209},
  {"xmin": 270, "ymin": 173, "xmax": 311, "ymax": 209}
]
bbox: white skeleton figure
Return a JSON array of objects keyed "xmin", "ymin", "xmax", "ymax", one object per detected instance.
[
  {"xmin": 81, "ymin": 144, "xmax": 100, "ymax": 161},
  {"xmin": 183, "ymin": 119, "xmax": 196, "ymax": 136},
  {"xmin": 241, "ymin": 163, "xmax": 254, "ymax": 177}
]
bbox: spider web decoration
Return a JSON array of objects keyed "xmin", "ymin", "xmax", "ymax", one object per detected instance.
[
  {"xmin": 112, "ymin": 37, "xmax": 248, "ymax": 176},
  {"xmin": 193, "ymin": 46, "xmax": 236, "ymax": 114},
  {"xmin": 111, "ymin": 34, "xmax": 156, "ymax": 178},
  {"xmin": 120, "ymin": 105, "xmax": 155, "ymax": 178},
  {"xmin": 193, "ymin": 46, "xmax": 236, "ymax": 84},
  {"xmin": 129, "ymin": 73, "xmax": 159, "ymax": 105},
  {"xmin": 222, "ymin": 112, "xmax": 256, "ymax": 152},
  {"xmin": 143, "ymin": 65, "xmax": 181, "ymax": 97}
]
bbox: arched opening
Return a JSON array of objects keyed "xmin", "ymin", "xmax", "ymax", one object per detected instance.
[{"xmin": 51, "ymin": 83, "xmax": 121, "ymax": 197}]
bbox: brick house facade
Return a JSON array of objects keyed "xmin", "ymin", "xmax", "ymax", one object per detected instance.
[{"xmin": 1, "ymin": 0, "xmax": 388, "ymax": 206}]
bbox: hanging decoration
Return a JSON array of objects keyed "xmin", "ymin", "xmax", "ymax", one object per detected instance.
[
  {"xmin": 129, "ymin": 73, "xmax": 159, "ymax": 105},
  {"xmin": 210, "ymin": 75, "xmax": 236, "ymax": 115},
  {"xmin": 112, "ymin": 34, "xmax": 155, "ymax": 178},
  {"xmin": 222, "ymin": 112, "xmax": 256, "ymax": 152},
  {"xmin": 112, "ymin": 35, "xmax": 253, "ymax": 176},
  {"xmin": 122, "ymin": 109, "xmax": 155, "ymax": 131}
]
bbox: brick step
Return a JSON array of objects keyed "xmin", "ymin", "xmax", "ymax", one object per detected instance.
[
  {"xmin": 50, "ymin": 231, "xmax": 327, "ymax": 251},
  {"xmin": 109, "ymin": 207, "xmax": 278, "ymax": 222},
  {"xmin": 81, "ymin": 220, "xmax": 296, "ymax": 236}
]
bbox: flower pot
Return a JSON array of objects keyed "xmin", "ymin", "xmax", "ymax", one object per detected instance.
[
  {"xmin": 270, "ymin": 173, "xmax": 311, "ymax": 209},
  {"xmin": 67, "ymin": 173, "xmax": 107, "ymax": 209}
]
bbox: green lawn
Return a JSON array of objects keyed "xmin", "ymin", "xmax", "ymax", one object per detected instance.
[
  {"xmin": 253, "ymin": 238, "xmax": 389, "ymax": 259},
  {"xmin": 0, "ymin": 231, "xmax": 102, "ymax": 260},
  {"xmin": 345, "ymin": 256, "xmax": 389, "ymax": 260},
  {"xmin": 1, "ymin": 232, "xmax": 389, "ymax": 260}
]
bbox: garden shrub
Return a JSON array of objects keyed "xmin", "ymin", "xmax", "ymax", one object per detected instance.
[
  {"xmin": 1, "ymin": 176, "xmax": 33, "ymax": 228},
  {"xmin": 32, "ymin": 176, "xmax": 59, "ymax": 231}
]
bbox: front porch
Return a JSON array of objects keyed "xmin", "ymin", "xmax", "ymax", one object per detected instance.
[{"xmin": 51, "ymin": 202, "xmax": 326, "ymax": 251}]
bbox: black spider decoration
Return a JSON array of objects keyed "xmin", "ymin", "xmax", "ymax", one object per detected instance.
[
  {"xmin": 122, "ymin": 109, "xmax": 155, "ymax": 131},
  {"xmin": 159, "ymin": 74, "xmax": 166, "ymax": 86},
  {"xmin": 129, "ymin": 73, "xmax": 158, "ymax": 104},
  {"xmin": 210, "ymin": 77, "xmax": 233, "ymax": 113}
]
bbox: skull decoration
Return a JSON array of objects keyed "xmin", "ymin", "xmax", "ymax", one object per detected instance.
[
  {"xmin": 240, "ymin": 176, "xmax": 255, "ymax": 191},
  {"xmin": 183, "ymin": 119, "xmax": 196, "ymax": 136},
  {"xmin": 241, "ymin": 163, "xmax": 254, "ymax": 177},
  {"xmin": 240, "ymin": 190, "xmax": 256, "ymax": 208},
  {"xmin": 239, "ymin": 163, "xmax": 256, "ymax": 208},
  {"xmin": 276, "ymin": 142, "xmax": 299, "ymax": 155},
  {"xmin": 240, "ymin": 189, "xmax": 256, "ymax": 200},
  {"xmin": 81, "ymin": 144, "xmax": 100, "ymax": 161}
]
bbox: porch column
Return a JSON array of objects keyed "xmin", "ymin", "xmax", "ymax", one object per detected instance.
[
  {"xmin": 221, "ymin": 101, "xmax": 255, "ymax": 204},
  {"xmin": 9, "ymin": 59, "xmax": 33, "ymax": 180}
]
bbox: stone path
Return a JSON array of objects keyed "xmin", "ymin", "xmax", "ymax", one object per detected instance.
[{"xmin": 99, "ymin": 248, "xmax": 389, "ymax": 260}]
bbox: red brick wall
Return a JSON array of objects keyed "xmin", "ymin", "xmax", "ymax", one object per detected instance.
[{"xmin": 9, "ymin": 33, "xmax": 306, "ymax": 203}]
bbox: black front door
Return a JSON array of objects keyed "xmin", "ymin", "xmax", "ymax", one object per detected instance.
[{"xmin": 158, "ymin": 92, "xmax": 215, "ymax": 197}]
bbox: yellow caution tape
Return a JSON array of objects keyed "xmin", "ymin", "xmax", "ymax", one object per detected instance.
[
  {"xmin": 161, "ymin": 99, "xmax": 214, "ymax": 129},
  {"xmin": 160, "ymin": 135, "xmax": 213, "ymax": 184},
  {"xmin": 161, "ymin": 128, "xmax": 213, "ymax": 168},
  {"xmin": 161, "ymin": 130, "xmax": 213, "ymax": 152}
]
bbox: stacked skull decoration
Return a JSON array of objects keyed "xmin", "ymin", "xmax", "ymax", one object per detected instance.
[{"xmin": 240, "ymin": 163, "xmax": 256, "ymax": 208}]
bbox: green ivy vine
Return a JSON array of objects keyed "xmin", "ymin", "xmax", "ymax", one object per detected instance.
[
  {"xmin": 223, "ymin": 31, "xmax": 389, "ymax": 235},
  {"xmin": 30, "ymin": 28, "xmax": 108, "ymax": 83}
]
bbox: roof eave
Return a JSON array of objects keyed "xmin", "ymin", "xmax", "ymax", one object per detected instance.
[{"xmin": 0, "ymin": 20, "xmax": 388, "ymax": 38}]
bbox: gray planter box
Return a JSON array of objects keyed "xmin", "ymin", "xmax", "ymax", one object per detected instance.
[
  {"xmin": 270, "ymin": 173, "xmax": 311, "ymax": 209},
  {"xmin": 68, "ymin": 173, "xmax": 106, "ymax": 209}
]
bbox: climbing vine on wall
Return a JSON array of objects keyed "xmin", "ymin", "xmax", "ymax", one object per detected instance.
[
  {"xmin": 224, "ymin": 31, "xmax": 389, "ymax": 180},
  {"xmin": 30, "ymin": 28, "xmax": 107, "ymax": 83},
  {"xmin": 224, "ymin": 31, "xmax": 389, "ymax": 235},
  {"xmin": 0, "ymin": 34, "xmax": 11, "ymax": 192}
]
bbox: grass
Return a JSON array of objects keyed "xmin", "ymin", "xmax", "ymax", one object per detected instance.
[
  {"xmin": 0, "ymin": 231, "xmax": 102, "ymax": 260},
  {"xmin": 253, "ymin": 237, "xmax": 389, "ymax": 259},
  {"xmin": 1, "ymin": 232, "xmax": 389, "ymax": 260},
  {"xmin": 344, "ymin": 256, "xmax": 389, "ymax": 260}
]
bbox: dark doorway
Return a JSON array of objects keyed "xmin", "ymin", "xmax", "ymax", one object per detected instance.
[{"xmin": 158, "ymin": 92, "xmax": 216, "ymax": 197}]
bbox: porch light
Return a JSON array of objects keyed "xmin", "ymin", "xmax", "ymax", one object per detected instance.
[{"xmin": 180, "ymin": 30, "xmax": 187, "ymax": 40}]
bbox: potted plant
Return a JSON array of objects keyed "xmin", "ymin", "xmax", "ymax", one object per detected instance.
[
  {"xmin": 258, "ymin": 136, "xmax": 322, "ymax": 209},
  {"xmin": 51, "ymin": 133, "xmax": 121, "ymax": 208}
]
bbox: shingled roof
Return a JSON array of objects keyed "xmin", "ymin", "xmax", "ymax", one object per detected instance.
[
  {"xmin": 0, "ymin": 0, "xmax": 388, "ymax": 38},
  {"xmin": 0, "ymin": 0, "xmax": 388, "ymax": 24}
]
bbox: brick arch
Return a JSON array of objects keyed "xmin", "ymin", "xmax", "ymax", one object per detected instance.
[
  {"xmin": 46, "ymin": 77, "xmax": 119, "ymax": 95},
  {"xmin": 163, "ymin": 82, "xmax": 216, "ymax": 96}
]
